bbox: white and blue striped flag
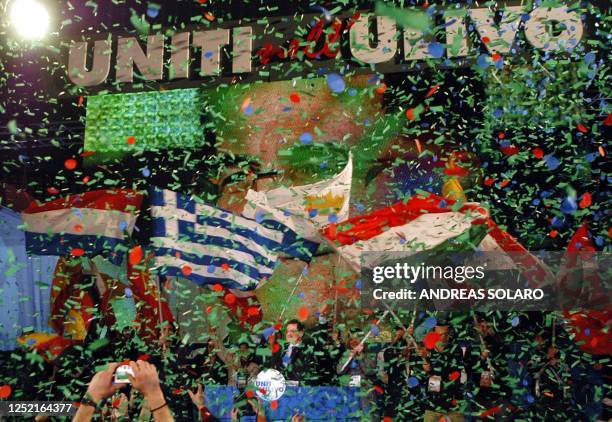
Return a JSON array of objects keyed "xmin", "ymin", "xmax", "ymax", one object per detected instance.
[{"xmin": 150, "ymin": 188, "xmax": 318, "ymax": 290}]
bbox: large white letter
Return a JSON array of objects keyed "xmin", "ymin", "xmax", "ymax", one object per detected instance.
[
  {"xmin": 169, "ymin": 32, "xmax": 190, "ymax": 80},
  {"xmin": 67, "ymin": 39, "xmax": 112, "ymax": 87},
  {"xmin": 525, "ymin": 7, "xmax": 583, "ymax": 51},
  {"xmin": 469, "ymin": 6, "xmax": 523, "ymax": 53},
  {"xmin": 193, "ymin": 29, "xmax": 230, "ymax": 76},
  {"xmin": 350, "ymin": 14, "xmax": 397, "ymax": 64},
  {"xmin": 116, "ymin": 35, "xmax": 164, "ymax": 83}
]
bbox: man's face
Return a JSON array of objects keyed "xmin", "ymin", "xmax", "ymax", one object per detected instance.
[{"xmin": 285, "ymin": 323, "xmax": 303, "ymax": 345}]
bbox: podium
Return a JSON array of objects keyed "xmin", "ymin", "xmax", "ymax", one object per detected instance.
[{"xmin": 205, "ymin": 385, "xmax": 364, "ymax": 420}]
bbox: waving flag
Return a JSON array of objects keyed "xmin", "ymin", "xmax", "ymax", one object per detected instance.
[
  {"xmin": 22, "ymin": 189, "xmax": 143, "ymax": 264},
  {"xmin": 127, "ymin": 249, "xmax": 175, "ymax": 340},
  {"xmin": 243, "ymin": 154, "xmax": 352, "ymax": 241},
  {"xmin": 150, "ymin": 188, "xmax": 315, "ymax": 291},
  {"xmin": 323, "ymin": 193, "xmax": 551, "ymax": 285}
]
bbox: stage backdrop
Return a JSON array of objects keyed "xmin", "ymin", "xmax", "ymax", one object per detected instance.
[{"xmin": 82, "ymin": 74, "xmax": 479, "ymax": 328}]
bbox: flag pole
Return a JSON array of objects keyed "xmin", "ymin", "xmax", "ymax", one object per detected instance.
[
  {"xmin": 277, "ymin": 261, "xmax": 307, "ymax": 322},
  {"xmin": 339, "ymin": 310, "xmax": 389, "ymax": 373}
]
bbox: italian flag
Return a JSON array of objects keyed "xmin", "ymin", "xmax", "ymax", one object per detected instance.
[{"xmin": 322, "ymin": 193, "xmax": 551, "ymax": 286}]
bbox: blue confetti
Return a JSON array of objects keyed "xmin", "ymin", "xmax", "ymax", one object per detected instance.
[
  {"xmin": 560, "ymin": 196, "xmax": 578, "ymax": 214},
  {"xmin": 544, "ymin": 154, "xmax": 560, "ymax": 171},
  {"xmin": 511, "ymin": 316, "xmax": 520, "ymax": 327},
  {"xmin": 299, "ymin": 132, "xmax": 313, "ymax": 145},
  {"xmin": 477, "ymin": 54, "xmax": 490, "ymax": 68},
  {"xmin": 424, "ymin": 316, "xmax": 437, "ymax": 329},
  {"xmin": 119, "ymin": 220, "xmax": 128, "ymax": 231},
  {"xmin": 125, "ymin": 288, "xmax": 133, "ymax": 298},
  {"xmin": 327, "ymin": 72, "xmax": 346, "ymax": 93},
  {"xmin": 428, "ymin": 42, "xmax": 444, "ymax": 59},
  {"xmin": 146, "ymin": 6, "xmax": 159, "ymax": 18},
  {"xmin": 408, "ymin": 377, "xmax": 419, "ymax": 387},
  {"xmin": 308, "ymin": 209, "xmax": 318, "ymax": 217},
  {"xmin": 255, "ymin": 210, "xmax": 266, "ymax": 223},
  {"xmin": 371, "ymin": 324, "xmax": 380, "ymax": 336},
  {"xmin": 243, "ymin": 105, "xmax": 254, "ymax": 116},
  {"xmin": 207, "ymin": 265, "xmax": 216, "ymax": 273},
  {"xmin": 141, "ymin": 167, "xmax": 151, "ymax": 177},
  {"xmin": 328, "ymin": 213, "xmax": 338, "ymax": 223}
]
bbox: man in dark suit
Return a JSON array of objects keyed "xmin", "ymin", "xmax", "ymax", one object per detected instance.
[{"xmin": 269, "ymin": 319, "xmax": 316, "ymax": 385}]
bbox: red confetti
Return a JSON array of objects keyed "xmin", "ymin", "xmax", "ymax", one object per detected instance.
[
  {"xmin": 273, "ymin": 323, "xmax": 282, "ymax": 330},
  {"xmin": 550, "ymin": 230, "xmax": 558, "ymax": 238},
  {"xmin": 82, "ymin": 176, "xmax": 90, "ymax": 184},
  {"xmin": 444, "ymin": 166, "xmax": 470, "ymax": 177},
  {"xmin": 297, "ymin": 306, "xmax": 309, "ymax": 321},
  {"xmin": 492, "ymin": 53, "xmax": 502, "ymax": 61},
  {"xmin": 137, "ymin": 354, "xmax": 150, "ymax": 361},
  {"xmin": 271, "ymin": 343, "xmax": 280, "ymax": 353},
  {"xmin": 224, "ymin": 293, "xmax": 236, "ymax": 305},
  {"xmin": 70, "ymin": 248, "xmax": 85, "ymax": 257},
  {"xmin": 375, "ymin": 83, "xmax": 387, "ymax": 94},
  {"xmin": 212, "ymin": 283, "xmax": 223, "ymax": 292},
  {"xmin": 499, "ymin": 179, "xmax": 510, "ymax": 187},
  {"xmin": 498, "ymin": 132, "xmax": 505, "ymax": 139},
  {"xmin": 129, "ymin": 245, "xmax": 143, "ymax": 266},
  {"xmin": 484, "ymin": 178, "xmax": 495, "ymax": 186},
  {"xmin": 577, "ymin": 124, "xmax": 589, "ymax": 133},
  {"xmin": 206, "ymin": 306, "xmax": 213, "ymax": 314},
  {"xmin": 47, "ymin": 187, "xmax": 59, "ymax": 194},
  {"xmin": 64, "ymin": 158, "xmax": 77, "ymax": 170},
  {"xmin": 425, "ymin": 84, "xmax": 440, "ymax": 98},
  {"xmin": 423, "ymin": 331, "xmax": 442, "ymax": 349},
  {"xmin": 532, "ymin": 148, "xmax": 545, "ymax": 159},
  {"xmin": 0, "ymin": 385, "xmax": 12, "ymax": 399},
  {"xmin": 127, "ymin": 136, "xmax": 136, "ymax": 145},
  {"xmin": 480, "ymin": 405, "xmax": 503, "ymax": 418},
  {"xmin": 221, "ymin": 263, "xmax": 230, "ymax": 271},
  {"xmin": 604, "ymin": 113, "xmax": 612, "ymax": 126},
  {"xmin": 247, "ymin": 306, "xmax": 261, "ymax": 317},
  {"xmin": 500, "ymin": 146, "xmax": 519, "ymax": 156},
  {"xmin": 579, "ymin": 192, "xmax": 592, "ymax": 209},
  {"xmin": 482, "ymin": 36, "xmax": 490, "ymax": 43},
  {"xmin": 383, "ymin": 418, "xmax": 393, "ymax": 422},
  {"xmin": 173, "ymin": 388, "xmax": 183, "ymax": 395},
  {"xmin": 289, "ymin": 92, "xmax": 300, "ymax": 103},
  {"xmin": 74, "ymin": 224, "xmax": 83, "ymax": 233},
  {"xmin": 182, "ymin": 265, "xmax": 193, "ymax": 276},
  {"xmin": 374, "ymin": 385, "xmax": 384, "ymax": 394},
  {"xmin": 80, "ymin": 151, "xmax": 96, "ymax": 157},
  {"xmin": 449, "ymin": 370, "xmax": 460, "ymax": 381},
  {"xmin": 246, "ymin": 390, "xmax": 254, "ymax": 398},
  {"xmin": 204, "ymin": 12, "xmax": 215, "ymax": 21},
  {"xmin": 406, "ymin": 108, "xmax": 415, "ymax": 121},
  {"xmin": 270, "ymin": 400, "xmax": 279, "ymax": 410}
]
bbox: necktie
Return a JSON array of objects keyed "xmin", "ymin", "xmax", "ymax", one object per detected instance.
[{"xmin": 283, "ymin": 344, "xmax": 295, "ymax": 367}]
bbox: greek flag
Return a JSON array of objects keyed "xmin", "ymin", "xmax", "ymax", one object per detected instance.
[{"xmin": 150, "ymin": 188, "xmax": 317, "ymax": 290}]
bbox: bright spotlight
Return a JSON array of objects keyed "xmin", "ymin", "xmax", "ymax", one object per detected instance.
[{"xmin": 10, "ymin": 0, "xmax": 50, "ymax": 40}]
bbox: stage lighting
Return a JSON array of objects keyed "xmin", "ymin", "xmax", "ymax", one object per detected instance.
[{"xmin": 9, "ymin": 0, "xmax": 50, "ymax": 40}]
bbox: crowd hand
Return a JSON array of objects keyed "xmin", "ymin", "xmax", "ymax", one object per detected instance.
[
  {"xmin": 231, "ymin": 408, "xmax": 240, "ymax": 421},
  {"xmin": 351, "ymin": 343, "xmax": 364, "ymax": 356},
  {"xmin": 87, "ymin": 362, "xmax": 124, "ymax": 404},
  {"xmin": 188, "ymin": 383, "xmax": 206, "ymax": 410},
  {"xmin": 72, "ymin": 363, "xmax": 123, "ymax": 422},
  {"xmin": 291, "ymin": 414, "xmax": 305, "ymax": 422},
  {"xmin": 127, "ymin": 360, "xmax": 170, "ymax": 418}
]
